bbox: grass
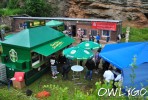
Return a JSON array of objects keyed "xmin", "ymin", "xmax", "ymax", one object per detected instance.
[
  {"xmin": 0, "ymin": 27, "xmax": 148, "ymax": 99},
  {"xmin": 122, "ymin": 27, "xmax": 148, "ymax": 42},
  {"xmin": 0, "ymin": 66, "xmax": 102, "ymax": 100}
]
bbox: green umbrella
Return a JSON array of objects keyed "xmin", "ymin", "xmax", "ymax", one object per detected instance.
[
  {"xmin": 78, "ymin": 41, "xmax": 101, "ymax": 50},
  {"xmin": 63, "ymin": 46, "xmax": 93, "ymax": 64}
]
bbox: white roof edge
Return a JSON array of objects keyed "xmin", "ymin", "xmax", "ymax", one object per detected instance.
[{"xmin": 13, "ymin": 17, "xmax": 122, "ymax": 23}]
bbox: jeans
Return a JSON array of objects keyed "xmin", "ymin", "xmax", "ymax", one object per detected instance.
[
  {"xmin": 85, "ymin": 70, "xmax": 93, "ymax": 80},
  {"xmin": 106, "ymin": 37, "xmax": 110, "ymax": 42}
]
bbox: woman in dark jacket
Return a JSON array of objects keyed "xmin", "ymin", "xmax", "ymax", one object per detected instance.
[{"xmin": 85, "ymin": 58, "xmax": 95, "ymax": 80}]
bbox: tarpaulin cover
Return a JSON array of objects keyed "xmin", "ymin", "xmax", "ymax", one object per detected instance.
[{"xmin": 99, "ymin": 42, "xmax": 148, "ymax": 89}]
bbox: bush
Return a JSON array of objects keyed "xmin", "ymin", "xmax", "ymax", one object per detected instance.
[
  {"xmin": 0, "ymin": 9, "xmax": 4, "ymax": 17},
  {"xmin": 0, "ymin": 1, "xmax": 7, "ymax": 8},
  {"xmin": 0, "ymin": 8, "xmax": 24, "ymax": 16},
  {"xmin": 0, "ymin": 24, "xmax": 11, "ymax": 33},
  {"xmin": 24, "ymin": 0, "xmax": 56, "ymax": 17},
  {"xmin": 7, "ymin": 0, "xmax": 20, "ymax": 9},
  {"xmin": 0, "ymin": 87, "xmax": 35, "ymax": 100}
]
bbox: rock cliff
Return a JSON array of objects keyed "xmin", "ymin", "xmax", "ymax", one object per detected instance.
[
  {"xmin": 50, "ymin": 0, "xmax": 148, "ymax": 27},
  {"xmin": 66, "ymin": 0, "xmax": 147, "ymax": 23}
]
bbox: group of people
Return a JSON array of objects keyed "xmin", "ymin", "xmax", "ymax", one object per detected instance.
[
  {"xmin": 50, "ymin": 53, "xmax": 71, "ymax": 79},
  {"xmin": 85, "ymin": 48, "xmax": 101, "ymax": 81},
  {"xmin": 103, "ymin": 63, "xmax": 122, "ymax": 89},
  {"xmin": 88, "ymin": 34, "xmax": 100, "ymax": 44},
  {"xmin": 49, "ymin": 31, "xmax": 122, "ymax": 85},
  {"xmin": 49, "ymin": 47, "xmax": 102, "ymax": 80}
]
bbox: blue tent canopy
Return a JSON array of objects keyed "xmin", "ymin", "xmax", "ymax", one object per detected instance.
[
  {"xmin": 99, "ymin": 42, "xmax": 148, "ymax": 89},
  {"xmin": 123, "ymin": 63, "xmax": 148, "ymax": 89}
]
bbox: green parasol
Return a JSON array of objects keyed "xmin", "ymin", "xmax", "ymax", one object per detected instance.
[
  {"xmin": 63, "ymin": 46, "xmax": 93, "ymax": 64},
  {"xmin": 78, "ymin": 41, "xmax": 101, "ymax": 50}
]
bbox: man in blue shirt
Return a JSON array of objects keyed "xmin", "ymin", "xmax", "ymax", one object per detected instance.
[{"xmin": 96, "ymin": 34, "xmax": 100, "ymax": 43}]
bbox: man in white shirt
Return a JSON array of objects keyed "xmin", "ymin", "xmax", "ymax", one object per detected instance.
[
  {"xmin": 103, "ymin": 67, "xmax": 114, "ymax": 82},
  {"xmin": 114, "ymin": 72, "xmax": 123, "ymax": 87}
]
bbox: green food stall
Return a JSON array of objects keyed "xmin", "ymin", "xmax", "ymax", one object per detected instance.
[{"xmin": 1, "ymin": 25, "xmax": 75, "ymax": 85}]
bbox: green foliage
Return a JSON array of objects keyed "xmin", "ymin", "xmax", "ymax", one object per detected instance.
[
  {"xmin": 122, "ymin": 27, "xmax": 148, "ymax": 42},
  {"xmin": 43, "ymin": 84, "xmax": 69, "ymax": 100},
  {"xmin": 0, "ymin": 0, "xmax": 58, "ymax": 17},
  {"xmin": 0, "ymin": 9, "xmax": 4, "ymax": 16},
  {"xmin": 0, "ymin": 8, "xmax": 24, "ymax": 16},
  {"xmin": 7, "ymin": 0, "xmax": 20, "ymax": 9},
  {"xmin": 57, "ymin": 25, "xmax": 64, "ymax": 32},
  {"xmin": 129, "ymin": 55, "xmax": 137, "ymax": 88},
  {"xmin": 0, "ymin": 87, "xmax": 36, "ymax": 100},
  {"xmin": 42, "ymin": 84, "xmax": 98, "ymax": 100},
  {"xmin": 0, "ymin": 24, "xmax": 10, "ymax": 32},
  {"xmin": 24, "ymin": 0, "xmax": 56, "ymax": 17},
  {"xmin": 0, "ymin": 1, "xmax": 7, "ymax": 8}
]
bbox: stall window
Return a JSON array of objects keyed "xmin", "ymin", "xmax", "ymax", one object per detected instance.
[
  {"xmin": 102, "ymin": 30, "xmax": 111, "ymax": 37},
  {"xmin": 91, "ymin": 30, "xmax": 97, "ymax": 36},
  {"xmin": 31, "ymin": 52, "xmax": 44, "ymax": 67}
]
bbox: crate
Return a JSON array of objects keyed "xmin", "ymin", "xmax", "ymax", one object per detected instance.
[
  {"xmin": 12, "ymin": 80, "xmax": 25, "ymax": 89},
  {"xmin": 0, "ymin": 63, "xmax": 7, "ymax": 84}
]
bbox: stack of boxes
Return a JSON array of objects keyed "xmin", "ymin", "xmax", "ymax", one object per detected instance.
[{"xmin": 12, "ymin": 72, "xmax": 25, "ymax": 89}]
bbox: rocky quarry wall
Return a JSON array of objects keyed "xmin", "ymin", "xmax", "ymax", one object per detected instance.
[
  {"xmin": 0, "ymin": 0, "xmax": 148, "ymax": 28},
  {"xmin": 57, "ymin": 0, "xmax": 147, "ymax": 27},
  {"xmin": 65, "ymin": 0, "xmax": 148, "ymax": 23}
]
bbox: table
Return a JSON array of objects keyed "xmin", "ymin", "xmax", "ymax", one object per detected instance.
[{"xmin": 71, "ymin": 65, "xmax": 84, "ymax": 84}]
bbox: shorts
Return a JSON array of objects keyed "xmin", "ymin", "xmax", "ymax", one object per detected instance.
[{"xmin": 51, "ymin": 66, "xmax": 57, "ymax": 73}]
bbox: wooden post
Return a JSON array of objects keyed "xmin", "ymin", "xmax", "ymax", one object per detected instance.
[{"xmin": 125, "ymin": 26, "xmax": 130, "ymax": 42}]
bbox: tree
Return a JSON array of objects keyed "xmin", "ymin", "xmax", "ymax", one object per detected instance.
[
  {"xmin": 7, "ymin": 0, "xmax": 20, "ymax": 9},
  {"xmin": 24, "ymin": 0, "xmax": 55, "ymax": 17}
]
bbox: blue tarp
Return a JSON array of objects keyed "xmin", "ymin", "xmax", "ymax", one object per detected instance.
[{"xmin": 99, "ymin": 42, "xmax": 148, "ymax": 89}]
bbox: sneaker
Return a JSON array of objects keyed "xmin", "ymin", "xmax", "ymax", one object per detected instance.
[
  {"xmin": 54, "ymin": 76, "xmax": 57, "ymax": 78},
  {"xmin": 52, "ymin": 76, "xmax": 57, "ymax": 79}
]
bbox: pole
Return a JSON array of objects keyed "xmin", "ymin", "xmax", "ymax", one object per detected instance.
[{"xmin": 125, "ymin": 27, "xmax": 130, "ymax": 43}]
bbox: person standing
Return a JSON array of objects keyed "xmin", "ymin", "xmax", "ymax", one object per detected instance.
[
  {"xmin": 77, "ymin": 28, "xmax": 81, "ymax": 39},
  {"xmin": 106, "ymin": 31, "xmax": 110, "ymax": 43},
  {"xmin": 62, "ymin": 59, "xmax": 71, "ymax": 80},
  {"xmin": 89, "ymin": 35, "xmax": 92, "ymax": 41},
  {"xmin": 94, "ymin": 49, "xmax": 101, "ymax": 74},
  {"xmin": 50, "ymin": 54, "xmax": 59, "ymax": 79},
  {"xmin": 85, "ymin": 58, "xmax": 95, "ymax": 81},
  {"xmin": 58, "ymin": 53, "xmax": 67, "ymax": 65},
  {"xmin": 1, "ymin": 28, "xmax": 5, "ymax": 41},
  {"xmin": 117, "ymin": 34, "xmax": 121, "ymax": 43},
  {"xmin": 96, "ymin": 34, "xmax": 100, "ymax": 44},
  {"xmin": 91, "ymin": 35, "xmax": 94, "ymax": 42}
]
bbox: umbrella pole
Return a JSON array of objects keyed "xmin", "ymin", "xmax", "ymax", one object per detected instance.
[{"xmin": 77, "ymin": 59, "xmax": 78, "ymax": 65}]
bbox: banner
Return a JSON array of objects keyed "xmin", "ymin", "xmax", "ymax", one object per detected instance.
[{"xmin": 92, "ymin": 22, "xmax": 117, "ymax": 31}]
